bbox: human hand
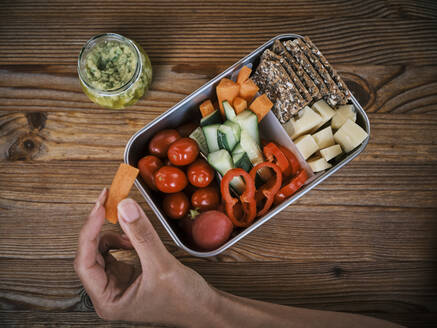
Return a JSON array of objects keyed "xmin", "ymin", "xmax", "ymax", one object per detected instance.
[{"xmin": 74, "ymin": 188, "xmax": 218, "ymax": 326}]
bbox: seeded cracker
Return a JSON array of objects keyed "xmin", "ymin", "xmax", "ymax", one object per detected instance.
[
  {"xmin": 283, "ymin": 40, "xmax": 329, "ymax": 97},
  {"xmin": 303, "ymin": 36, "xmax": 351, "ymax": 104},
  {"xmin": 272, "ymin": 40, "xmax": 320, "ymax": 100},
  {"xmin": 294, "ymin": 38, "xmax": 346, "ymax": 106}
]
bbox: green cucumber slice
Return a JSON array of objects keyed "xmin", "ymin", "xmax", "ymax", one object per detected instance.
[
  {"xmin": 189, "ymin": 126, "xmax": 208, "ymax": 155},
  {"xmin": 200, "ymin": 110, "xmax": 221, "ymax": 127},
  {"xmin": 223, "ymin": 100, "xmax": 236, "ymax": 121},
  {"xmin": 202, "ymin": 124, "xmax": 220, "ymax": 153},
  {"xmin": 233, "ymin": 110, "xmax": 259, "ymax": 144}
]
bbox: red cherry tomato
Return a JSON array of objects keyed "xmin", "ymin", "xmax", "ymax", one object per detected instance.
[
  {"xmin": 148, "ymin": 129, "xmax": 181, "ymax": 158},
  {"xmin": 191, "ymin": 186, "xmax": 220, "ymax": 212},
  {"xmin": 167, "ymin": 138, "xmax": 199, "ymax": 166},
  {"xmin": 192, "ymin": 210, "xmax": 233, "ymax": 251},
  {"xmin": 154, "ymin": 166, "xmax": 188, "ymax": 193},
  {"xmin": 187, "ymin": 159, "xmax": 215, "ymax": 188},
  {"xmin": 177, "ymin": 122, "xmax": 198, "ymax": 137},
  {"xmin": 137, "ymin": 155, "xmax": 163, "ymax": 191},
  {"xmin": 163, "ymin": 192, "xmax": 190, "ymax": 220}
]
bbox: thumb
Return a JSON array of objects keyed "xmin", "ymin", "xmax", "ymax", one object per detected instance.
[{"xmin": 117, "ymin": 198, "xmax": 171, "ymax": 270}]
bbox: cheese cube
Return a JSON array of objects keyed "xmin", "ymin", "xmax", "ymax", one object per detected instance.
[
  {"xmin": 308, "ymin": 156, "xmax": 332, "ymax": 173},
  {"xmin": 331, "ymin": 104, "xmax": 356, "ymax": 130},
  {"xmin": 282, "ymin": 106, "xmax": 322, "ymax": 140},
  {"xmin": 311, "ymin": 99, "xmax": 336, "ymax": 132},
  {"xmin": 312, "ymin": 126, "xmax": 335, "ymax": 149},
  {"xmin": 334, "ymin": 119, "xmax": 368, "ymax": 153},
  {"xmin": 294, "ymin": 134, "xmax": 319, "ymax": 160},
  {"xmin": 319, "ymin": 144, "xmax": 343, "ymax": 161}
]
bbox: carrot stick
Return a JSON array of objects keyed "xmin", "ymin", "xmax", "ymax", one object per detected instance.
[{"xmin": 105, "ymin": 163, "xmax": 139, "ymax": 224}]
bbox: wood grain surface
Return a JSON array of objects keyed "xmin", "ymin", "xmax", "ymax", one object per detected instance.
[{"xmin": 1, "ymin": 0, "xmax": 436, "ymax": 327}]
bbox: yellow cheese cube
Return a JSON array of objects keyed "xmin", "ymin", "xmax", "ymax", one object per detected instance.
[
  {"xmin": 334, "ymin": 119, "xmax": 368, "ymax": 153},
  {"xmin": 282, "ymin": 106, "xmax": 322, "ymax": 140},
  {"xmin": 311, "ymin": 99, "xmax": 336, "ymax": 132},
  {"xmin": 312, "ymin": 126, "xmax": 335, "ymax": 149},
  {"xmin": 308, "ymin": 156, "xmax": 332, "ymax": 173},
  {"xmin": 319, "ymin": 144, "xmax": 343, "ymax": 161},
  {"xmin": 294, "ymin": 134, "xmax": 319, "ymax": 160},
  {"xmin": 331, "ymin": 104, "xmax": 356, "ymax": 130}
]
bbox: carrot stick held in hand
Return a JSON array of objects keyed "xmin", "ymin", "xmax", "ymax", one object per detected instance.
[{"xmin": 105, "ymin": 163, "xmax": 139, "ymax": 224}]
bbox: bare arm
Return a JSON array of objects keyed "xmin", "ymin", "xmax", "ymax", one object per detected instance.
[{"xmin": 75, "ymin": 192, "xmax": 403, "ymax": 328}]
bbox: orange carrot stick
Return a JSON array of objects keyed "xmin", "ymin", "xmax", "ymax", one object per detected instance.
[{"xmin": 105, "ymin": 163, "xmax": 139, "ymax": 224}]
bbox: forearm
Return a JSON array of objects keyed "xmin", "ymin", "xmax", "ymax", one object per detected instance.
[{"xmin": 194, "ymin": 288, "xmax": 403, "ymax": 328}]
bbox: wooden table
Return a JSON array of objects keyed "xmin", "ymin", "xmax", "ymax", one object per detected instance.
[{"xmin": 1, "ymin": 1, "xmax": 436, "ymax": 327}]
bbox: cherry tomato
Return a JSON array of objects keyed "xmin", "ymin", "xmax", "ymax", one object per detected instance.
[
  {"xmin": 177, "ymin": 122, "xmax": 198, "ymax": 137},
  {"xmin": 167, "ymin": 138, "xmax": 199, "ymax": 166},
  {"xmin": 137, "ymin": 155, "xmax": 163, "ymax": 191},
  {"xmin": 192, "ymin": 210, "xmax": 233, "ymax": 251},
  {"xmin": 191, "ymin": 186, "xmax": 220, "ymax": 212},
  {"xmin": 187, "ymin": 158, "xmax": 214, "ymax": 187},
  {"xmin": 163, "ymin": 192, "xmax": 189, "ymax": 220},
  {"xmin": 148, "ymin": 129, "xmax": 181, "ymax": 158},
  {"xmin": 154, "ymin": 166, "xmax": 188, "ymax": 193}
]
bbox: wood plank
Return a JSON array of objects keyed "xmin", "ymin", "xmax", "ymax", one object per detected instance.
[
  {"xmin": 2, "ymin": 312, "xmax": 436, "ymax": 328},
  {"xmin": 1, "ymin": 110, "xmax": 436, "ymax": 163},
  {"xmin": 0, "ymin": 258, "xmax": 435, "ymax": 327},
  {"xmin": 0, "ymin": 18, "xmax": 436, "ymax": 65},
  {"xmin": 1, "ymin": 64, "xmax": 436, "ymax": 115},
  {"xmin": 0, "ymin": 160, "xmax": 435, "ymax": 261},
  {"xmin": 388, "ymin": 0, "xmax": 437, "ymax": 18},
  {"xmin": 1, "ymin": 64, "xmax": 437, "ymax": 115},
  {"xmin": 0, "ymin": 0, "xmax": 398, "ymax": 18}
]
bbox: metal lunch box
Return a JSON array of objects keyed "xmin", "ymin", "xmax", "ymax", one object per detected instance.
[{"xmin": 124, "ymin": 33, "xmax": 370, "ymax": 257}]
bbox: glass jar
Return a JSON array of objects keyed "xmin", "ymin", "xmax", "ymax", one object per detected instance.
[{"xmin": 77, "ymin": 33, "xmax": 152, "ymax": 109}]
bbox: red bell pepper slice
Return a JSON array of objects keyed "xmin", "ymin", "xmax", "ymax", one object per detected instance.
[
  {"xmin": 221, "ymin": 168, "xmax": 257, "ymax": 228},
  {"xmin": 274, "ymin": 169, "xmax": 308, "ymax": 205},
  {"xmin": 263, "ymin": 142, "xmax": 292, "ymax": 177},
  {"xmin": 250, "ymin": 162, "xmax": 282, "ymax": 217},
  {"xmin": 278, "ymin": 145, "xmax": 300, "ymax": 177}
]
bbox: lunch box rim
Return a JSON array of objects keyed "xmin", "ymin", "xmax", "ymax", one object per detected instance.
[{"xmin": 124, "ymin": 33, "xmax": 371, "ymax": 257}]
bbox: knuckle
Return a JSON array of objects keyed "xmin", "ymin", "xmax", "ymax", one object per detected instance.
[{"xmin": 133, "ymin": 227, "xmax": 157, "ymax": 248}]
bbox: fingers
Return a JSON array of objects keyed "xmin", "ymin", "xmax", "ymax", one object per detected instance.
[
  {"xmin": 117, "ymin": 198, "xmax": 172, "ymax": 271},
  {"xmin": 98, "ymin": 231, "xmax": 133, "ymax": 254},
  {"xmin": 74, "ymin": 188, "xmax": 108, "ymax": 299}
]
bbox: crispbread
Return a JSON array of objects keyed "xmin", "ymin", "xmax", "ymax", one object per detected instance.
[
  {"xmin": 283, "ymin": 40, "xmax": 329, "ymax": 97},
  {"xmin": 303, "ymin": 36, "xmax": 350, "ymax": 104},
  {"xmin": 262, "ymin": 49, "xmax": 312, "ymax": 105},
  {"xmin": 293, "ymin": 38, "xmax": 346, "ymax": 107},
  {"xmin": 253, "ymin": 57, "xmax": 305, "ymax": 123},
  {"xmin": 272, "ymin": 40, "xmax": 320, "ymax": 100}
]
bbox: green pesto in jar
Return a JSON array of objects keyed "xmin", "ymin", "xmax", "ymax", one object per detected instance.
[{"xmin": 84, "ymin": 40, "xmax": 137, "ymax": 91}]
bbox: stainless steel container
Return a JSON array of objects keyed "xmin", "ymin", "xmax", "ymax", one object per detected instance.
[{"xmin": 124, "ymin": 33, "xmax": 370, "ymax": 257}]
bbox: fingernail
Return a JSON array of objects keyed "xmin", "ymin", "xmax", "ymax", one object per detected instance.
[
  {"xmin": 92, "ymin": 188, "xmax": 107, "ymax": 213},
  {"xmin": 118, "ymin": 198, "xmax": 139, "ymax": 223},
  {"xmin": 97, "ymin": 187, "xmax": 107, "ymax": 203}
]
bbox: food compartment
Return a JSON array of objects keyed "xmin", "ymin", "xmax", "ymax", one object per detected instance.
[{"xmin": 125, "ymin": 33, "xmax": 370, "ymax": 257}]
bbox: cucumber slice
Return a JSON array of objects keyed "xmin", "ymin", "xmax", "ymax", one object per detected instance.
[
  {"xmin": 207, "ymin": 150, "xmax": 245, "ymax": 193},
  {"xmin": 233, "ymin": 110, "xmax": 259, "ymax": 144},
  {"xmin": 240, "ymin": 130, "xmax": 272, "ymax": 181},
  {"xmin": 232, "ymin": 143, "xmax": 244, "ymax": 155},
  {"xmin": 202, "ymin": 124, "xmax": 220, "ymax": 153},
  {"xmin": 189, "ymin": 126, "xmax": 208, "ymax": 155},
  {"xmin": 223, "ymin": 120, "xmax": 241, "ymax": 140},
  {"xmin": 218, "ymin": 125, "xmax": 238, "ymax": 152},
  {"xmin": 200, "ymin": 110, "xmax": 221, "ymax": 127},
  {"xmin": 223, "ymin": 100, "xmax": 236, "ymax": 121},
  {"xmin": 232, "ymin": 151, "xmax": 253, "ymax": 172}
]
